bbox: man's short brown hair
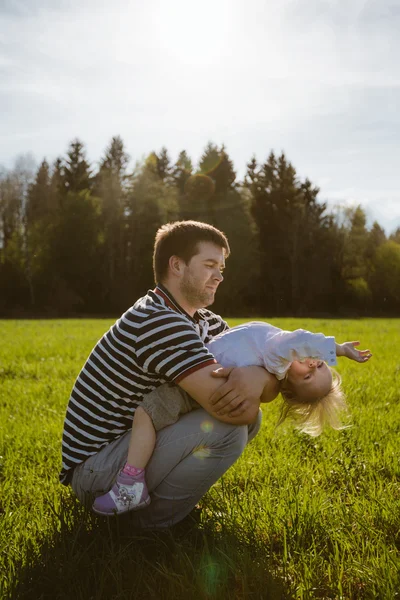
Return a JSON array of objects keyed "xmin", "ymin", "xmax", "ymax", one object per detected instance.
[{"xmin": 153, "ymin": 220, "xmax": 230, "ymax": 284}]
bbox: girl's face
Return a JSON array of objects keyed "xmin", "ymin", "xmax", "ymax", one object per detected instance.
[{"xmin": 287, "ymin": 359, "xmax": 332, "ymax": 401}]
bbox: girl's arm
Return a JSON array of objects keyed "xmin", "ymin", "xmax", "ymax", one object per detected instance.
[
  {"xmin": 263, "ymin": 329, "xmax": 338, "ymax": 379},
  {"xmin": 336, "ymin": 341, "xmax": 372, "ymax": 362}
]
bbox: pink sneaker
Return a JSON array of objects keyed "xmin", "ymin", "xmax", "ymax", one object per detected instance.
[{"xmin": 92, "ymin": 472, "xmax": 151, "ymax": 516}]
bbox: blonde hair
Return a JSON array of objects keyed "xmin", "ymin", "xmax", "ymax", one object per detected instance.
[{"xmin": 278, "ymin": 369, "xmax": 348, "ymax": 436}]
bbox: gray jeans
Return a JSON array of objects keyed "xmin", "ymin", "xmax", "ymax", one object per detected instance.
[{"xmin": 71, "ymin": 407, "xmax": 262, "ymax": 529}]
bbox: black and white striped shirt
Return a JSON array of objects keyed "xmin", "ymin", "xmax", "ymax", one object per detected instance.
[{"xmin": 60, "ymin": 285, "xmax": 228, "ymax": 484}]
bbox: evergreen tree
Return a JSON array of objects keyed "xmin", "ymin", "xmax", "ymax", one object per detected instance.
[
  {"xmin": 1, "ymin": 139, "xmax": 397, "ymax": 318},
  {"xmin": 370, "ymin": 240, "xmax": 400, "ymax": 313},
  {"xmin": 199, "ymin": 143, "xmax": 236, "ymax": 195},
  {"xmin": 48, "ymin": 190, "xmax": 103, "ymax": 313},
  {"xmin": 248, "ymin": 152, "xmax": 333, "ymax": 314},
  {"xmin": 50, "ymin": 158, "xmax": 64, "ymax": 200},
  {"xmin": 389, "ymin": 227, "xmax": 400, "ymax": 245},
  {"xmin": 26, "ymin": 160, "xmax": 51, "ymax": 225},
  {"xmin": 172, "ymin": 150, "xmax": 193, "ymax": 196},
  {"xmin": 24, "ymin": 159, "xmax": 53, "ymax": 307},
  {"xmin": 62, "ymin": 139, "xmax": 92, "ymax": 194},
  {"xmin": 156, "ymin": 147, "xmax": 173, "ymax": 185},
  {"xmin": 181, "ymin": 143, "xmax": 237, "ymax": 224},
  {"xmin": 100, "ymin": 135, "xmax": 129, "ymax": 175},
  {"xmin": 339, "ymin": 206, "xmax": 371, "ymax": 311},
  {"xmin": 365, "ymin": 221, "xmax": 386, "ymax": 290},
  {"xmin": 176, "ymin": 143, "xmax": 256, "ymax": 315},
  {"xmin": 125, "ymin": 156, "xmax": 179, "ymax": 302},
  {"xmin": 95, "ymin": 136, "xmax": 130, "ymax": 311},
  {"xmin": 367, "ymin": 221, "xmax": 386, "ymax": 256},
  {"xmin": 341, "ymin": 206, "xmax": 368, "ymax": 280},
  {"xmin": 40, "ymin": 140, "xmax": 104, "ymax": 313}
]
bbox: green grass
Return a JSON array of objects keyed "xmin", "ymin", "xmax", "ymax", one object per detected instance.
[{"xmin": 0, "ymin": 318, "xmax": 399, "ymax": 599}]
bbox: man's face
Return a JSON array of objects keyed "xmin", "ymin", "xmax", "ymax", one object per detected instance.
[{"xmin": 179, "ymin": 242, "xmax": 225, "ymax": 310}]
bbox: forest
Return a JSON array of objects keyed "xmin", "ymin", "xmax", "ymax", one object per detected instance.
[{"xmin": 1, "ymin": 136, "xmax": 399, "ymax": 317}]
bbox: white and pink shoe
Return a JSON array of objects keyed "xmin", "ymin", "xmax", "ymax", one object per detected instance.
[{"xmin": 93, "ymin": 471, "xmax": 151, "ymax": 516}]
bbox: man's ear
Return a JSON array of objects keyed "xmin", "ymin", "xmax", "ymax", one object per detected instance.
[{"xmin": 168, "ymin": 255, "xmax": 185, "ymax": 277}]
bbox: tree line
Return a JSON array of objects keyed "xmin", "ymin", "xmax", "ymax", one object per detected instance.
[{"xmin": 1, "ymin": 136, "xmax": 399, "ymax": 317}]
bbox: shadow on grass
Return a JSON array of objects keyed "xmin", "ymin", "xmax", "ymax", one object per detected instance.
[{"xmin": 8, "ymin": 494, "xmax": 289, "ymax": 600}]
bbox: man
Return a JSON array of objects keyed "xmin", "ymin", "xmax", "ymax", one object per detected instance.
[{"xmin": 60, "ymin": 220, "xmax": 279, "ymax": 528}]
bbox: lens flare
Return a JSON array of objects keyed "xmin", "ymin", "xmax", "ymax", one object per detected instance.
[
  {"xmin": 193, "ymin": 445, "xmax": 211, "ymax": 460},
  {"xmin": 198, "ymin": 554, "xmax": 227, "ymax": 596},
  {"xmin": 184, "ymin": 173, "xmax": 215, "ymax": 202},
  {"xmin": 200, "ymin": 420, "xmax": 214, "ymax": 433}
]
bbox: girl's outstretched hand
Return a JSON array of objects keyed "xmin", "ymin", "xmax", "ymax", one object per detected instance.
[{"xmin": 337, "ymin": 341, "xmax": 372, "ymax": 362}]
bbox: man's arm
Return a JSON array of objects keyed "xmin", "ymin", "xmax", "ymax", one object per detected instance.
[
  {"xmin": 209, "ymin": 366, "xmax": 280, "ymax": 415},
  {"xmin": 137, "ymin": 313, "xmax": 277, "ymax": 425},
  {"xmin": 177, "ymin": 364, "xmax": 276, "ymax": 425}
]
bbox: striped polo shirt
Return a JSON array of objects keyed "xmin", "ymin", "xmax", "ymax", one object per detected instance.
[{"xmin": 60, "ymin": 285, "xmax": 228, "ymax": 484}]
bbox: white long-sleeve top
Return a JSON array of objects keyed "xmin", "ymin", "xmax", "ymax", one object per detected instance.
[{"xmin": 206, "ymin": 321, "xmax": 337, "ymax": 380}]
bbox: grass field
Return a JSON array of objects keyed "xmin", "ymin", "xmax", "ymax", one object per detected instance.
[{"xmin": 0, "ymin": 318, "xmax": 399, "ymax": 600}]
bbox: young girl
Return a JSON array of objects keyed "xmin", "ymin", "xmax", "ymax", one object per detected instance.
[{"xmin": 93, "ymin": 322, "xmax": 371, "ymax": 516}]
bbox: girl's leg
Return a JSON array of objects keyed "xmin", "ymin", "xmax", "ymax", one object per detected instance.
[
  {"xmin": 130, "ymin": 409, "xmax": 262, "ymax": 529},
  {"xmin": 73, "ymin": 408, "xmax": 262, "ymax": 528},
  {"xmin": 126, "ymin": 406, "xmax": 156, "ymax": 468},
  {"xmin": 92, "ymin": 383, "xmax": 192, "ymax": 517},
  {"xmin": 92, "ymin": 407, "xmax": 156, "ymax": 516}
]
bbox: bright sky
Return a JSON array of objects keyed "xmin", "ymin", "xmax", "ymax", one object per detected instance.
[{"xmin": 1, "ymin": 0, "xmax": 399, "ymax": 234}]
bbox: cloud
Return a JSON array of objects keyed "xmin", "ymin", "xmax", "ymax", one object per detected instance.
[
  {"xmin": 322, "ymin": 188, "xmax": 400, "ymax": 235},
  {"xmin": 0, "ymin": 0, "xmax": 399, "ymax": 235}
]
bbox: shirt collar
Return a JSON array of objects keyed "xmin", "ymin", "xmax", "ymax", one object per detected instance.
[{"xmin": 154, "ymin": 284, "xmax": 201, "ymax": 323}]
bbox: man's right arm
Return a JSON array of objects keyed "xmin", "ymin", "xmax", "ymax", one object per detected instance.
[
  {"xmin": 137, "ymin": 313, "xmax": 277, "ymax": 425},
  {"xmin": 177, "ymin": 364, "xmax": 278, "ymax": 425}
]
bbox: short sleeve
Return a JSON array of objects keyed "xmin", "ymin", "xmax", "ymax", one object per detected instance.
[
  {"xmin": 263, "ymin": 329, "xmax": 337, "ymax": 380},
  {"xmin": 198, "ymin": 310, "xmax": 229, "ymax": 343},
  {"xmin": 135, "ymin": 311, "xmax": 217, "ymax": 383}
]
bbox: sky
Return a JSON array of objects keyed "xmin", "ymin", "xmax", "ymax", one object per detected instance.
[{"xmin": 1, "ymin": 0, "xmax": 400, "ymax": 234}]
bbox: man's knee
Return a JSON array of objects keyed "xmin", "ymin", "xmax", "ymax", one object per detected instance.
[
  {"xmin": 200, "ymin": 410, "xmax": 261, "ymax": 456},
  {"xmin": 247, "ymin": 409, "xmax": 262, "ymax": 443},
  {"xmin": 210, "ymin": 420, "xmax": 250, "ymax": 460}
]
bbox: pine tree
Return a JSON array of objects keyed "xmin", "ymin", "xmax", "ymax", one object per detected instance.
[
  {"xmin": 125, "ymin": 155, "xmax": 179, "ymax": 301},
  {"xmin": 24, "ymin": 159, "xmax": 53, "ymax": 307},
  {"xmin": 156, "ymin": 147, "xmax": 173, "ymax": 185},
  {"xmin": 172, "ymin": 150, "xmax": 193, "ymax": 196},
  {"xmin": 26, "ymin": 160, "xmax": 51, "ymax": 225},
  {"xmin": 199, "ymin": 143, "xmax": 236, "ymax": 195},
  {"xmin": 370, "ymin": 240, "xmax": 400, "ymax": 313},
  {"xmin": 180, "ymin": 143, "xmax": 237, "ymax": 224},
  {"xmin": 95, "ymin": 136, "xmax": 130, "ymax": 311},
  {"xmin": 62, "ymin": 139, "xmax": 92, "ymax": 194},
  {"xmin": 42, "ymin": 142, "xmax": 102, "ymax": 312},
  {"xmin": 100, "ymin": 135, "xmax": 129, "ymax": 175},
  {"xmin": 248, "ymin": 152, "xmax": 333, "ymax": 314}
]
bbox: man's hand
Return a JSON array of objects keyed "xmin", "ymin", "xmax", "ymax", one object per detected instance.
[
  {"xmin": 336, "ymin": 341, "xmax": 372, "ymax": 362},
  {"xmin": 210, "ymin": 366, "xmax": 270, "ymax": 416}
]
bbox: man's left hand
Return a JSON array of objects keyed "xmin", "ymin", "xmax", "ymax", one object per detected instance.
[{"xmin": 210, "ymin": 366, "xmax": 269, "ymax": 416}]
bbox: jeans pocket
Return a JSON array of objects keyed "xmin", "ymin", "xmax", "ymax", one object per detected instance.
[
  {"xmin": 71, "ymin": 461, "xmax": 109, "ymax": 506},
  {"xmin": 81, "ymin": 463, "xmax": 110, "ymax": 495}
]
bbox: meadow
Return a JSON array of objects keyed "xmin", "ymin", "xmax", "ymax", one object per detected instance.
[{"xmin": 0, "ymin": 318, "xmax": 399, "ymax": 600}]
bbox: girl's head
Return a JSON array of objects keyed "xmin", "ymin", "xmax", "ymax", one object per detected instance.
[
  {"xmin": 279, "ymin": 361, "xmax": 347, "ymax": 436},
  {"xmin": 286, "ymin": 358, "xmax": 332, "ymax": 401}
]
